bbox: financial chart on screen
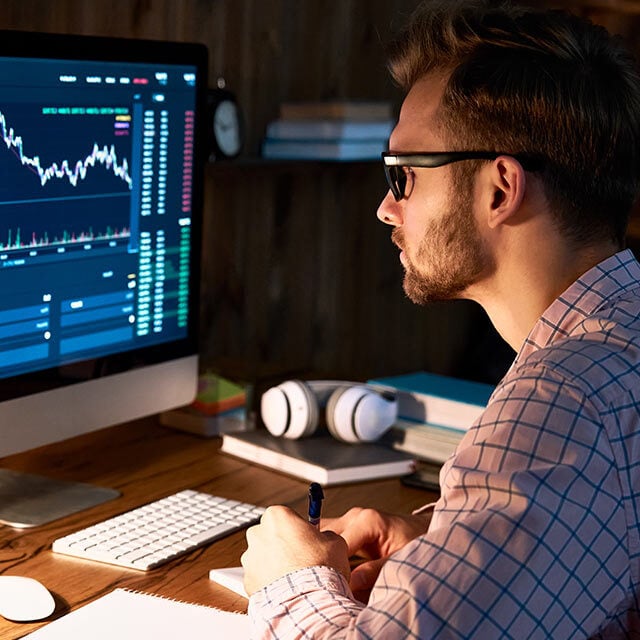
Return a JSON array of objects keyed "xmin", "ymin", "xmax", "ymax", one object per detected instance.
[{"xmin": 0, "ymin": 54, "xmax": 198, "ymax": 381}]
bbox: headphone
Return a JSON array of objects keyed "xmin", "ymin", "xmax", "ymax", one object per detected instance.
[{"xmin": 260, "ymin": 379, "xmax": 397, "ymax": 443}]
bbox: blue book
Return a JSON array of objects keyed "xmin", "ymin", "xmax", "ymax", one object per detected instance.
[{"xmin": 368, "ymin": 371, "xmax": 494, "ymax": 432}]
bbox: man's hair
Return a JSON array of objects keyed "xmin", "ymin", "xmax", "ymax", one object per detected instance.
[{"xmin": 387, "ymin": 0, "xmax": 640, "ymax": 247}]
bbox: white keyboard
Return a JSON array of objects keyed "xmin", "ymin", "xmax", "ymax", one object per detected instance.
[{"xmin": 52, "ymin": 490, "xmax": 265, "ymax": 570}]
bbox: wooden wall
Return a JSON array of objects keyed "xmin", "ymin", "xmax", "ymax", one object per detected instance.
[{"xmin": 2, "ymin": 0, "xmax": 639, "ymax": 389}]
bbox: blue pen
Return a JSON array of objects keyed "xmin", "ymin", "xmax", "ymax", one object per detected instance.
[{"xmin": 308, "ymin": 482, "xmax": 324, "ymax": 527}]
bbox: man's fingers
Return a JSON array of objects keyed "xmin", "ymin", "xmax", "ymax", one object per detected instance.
[
  {"xmin": 320, "ymin": 529, "xmax": 350, "ymax": 553},
  {"xmin": 321, "ymin": 508, "xmax": 380, "ymax": 556},
  {"xmin": 261, "ymin": 504, "xmax": 299, "ymax": 525},
  {"xmin": 350, "ymin": 558, "xmax": 386, "ymax": 592},
  {"xmin": 340, "ymin": 527, "xmax": 377, "ymax": 556}
]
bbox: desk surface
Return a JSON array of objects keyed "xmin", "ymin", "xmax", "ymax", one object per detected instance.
[{"xmin": 0, "ymin": 418, "xmax": 435, "ymax": 639}]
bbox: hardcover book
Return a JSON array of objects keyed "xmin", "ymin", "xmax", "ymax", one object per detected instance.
[
  {"xmin": 261, "ymin": 138, "xmax": 387, "ymax": 161},
  {"xmin": 278, "ymin": 100, "xmax": 392, "ymax": 121},
  {"xmin": 220, "ymin": 430, "xmax": 415, "ymax": 486},
  {"xmin": 159, "ymin": 406, "xmax": 248, "ymax": 437},
  {"xmin": 382, "ymin": 418, "xmax": 465, "ymax": 464},
  {"xmin": 265, "ymin": 118, "xmax": 393, "ymax": 140},
  {"xmin": 369, "ymin": 371, "xmax": 494, "ymax": 431}
]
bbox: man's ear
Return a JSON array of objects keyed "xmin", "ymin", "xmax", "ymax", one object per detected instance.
[{"xmin": 483, "ymin": 156, "xmax": 526, "ymax": 229}]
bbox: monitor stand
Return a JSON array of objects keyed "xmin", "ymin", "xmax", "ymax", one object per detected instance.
[{"xmin": 0, "ymin": 469, "xmax": 120, "ymax": 528}]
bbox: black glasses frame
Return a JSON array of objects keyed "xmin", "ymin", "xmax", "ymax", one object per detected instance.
[{"xmin": 382, "ymin": 151, "xmax": 542, "ymax": 201}]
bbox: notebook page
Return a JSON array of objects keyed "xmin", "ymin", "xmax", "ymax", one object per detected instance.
[
  {"xmin": 24, "ymin": 587, "xmax": 250, "ymax": 639},
  {"xmin": 209, "ymin": 566, "xmax": 248, "ymax": 598}
]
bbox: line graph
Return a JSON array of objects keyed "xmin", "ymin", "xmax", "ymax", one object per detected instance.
[
  {"xmin": 0, "ymin": 104, "xmax": 135, "ymax": 254},
  {"xmin": 0, "ymin": 108, "xmax": 132, "ymax": 190}
]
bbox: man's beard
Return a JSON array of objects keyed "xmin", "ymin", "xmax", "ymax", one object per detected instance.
[{"xmin": 392, "ymin": 184, "xmax": 491, "ymax": 305}]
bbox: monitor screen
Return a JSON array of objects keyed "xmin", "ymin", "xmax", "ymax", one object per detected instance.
[{"xmin": 0, "ymin": 30, "xmax": 207, "ymax": 461}]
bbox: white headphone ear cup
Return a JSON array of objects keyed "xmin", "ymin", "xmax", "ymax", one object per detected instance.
[
  {"xmin": 355, "ymin": 390, "xmax": 397, "ymax": 441},
  {"xmin": 261, "ymin": 380, "xmax": 319, "ymax": 439},
  {"xmin": 326, "ymin": 385, "xmax": 398, "ymax": 443},
  {"xmin": 325, "ymin": 386, "xmax": 355, "ymax": 442}
]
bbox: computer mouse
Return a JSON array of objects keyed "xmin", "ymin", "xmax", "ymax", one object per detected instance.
[{"xmin": 0, "ymin": 575, "xmax": 56, "ymax": 622}]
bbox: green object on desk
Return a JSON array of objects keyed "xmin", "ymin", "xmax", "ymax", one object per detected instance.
[
  {"xmin": 192, "ymin": 373, "xmax": 247, "ymax": 415},
  {"xmin": 159, "ymin": 373, "xmax": 250, "ymax": 437}
]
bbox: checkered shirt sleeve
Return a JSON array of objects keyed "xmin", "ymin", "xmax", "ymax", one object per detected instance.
[{"xmin": 248, "ymin": 250, "xmax": 640, "ymax": 639}]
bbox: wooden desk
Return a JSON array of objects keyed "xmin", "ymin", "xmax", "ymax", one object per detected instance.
[{"xmin": 0, "ymin": 418, "xmax": 435, "ymax": 639}]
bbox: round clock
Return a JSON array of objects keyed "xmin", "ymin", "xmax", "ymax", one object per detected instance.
[{"xmin": 207, "ymin": 80, "xmax": 243, "ymax": 161}]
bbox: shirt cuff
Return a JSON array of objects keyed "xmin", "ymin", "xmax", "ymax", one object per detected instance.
[{"xmin": 250, "ymin": 565, "xmax": 353, "ymax": 608}]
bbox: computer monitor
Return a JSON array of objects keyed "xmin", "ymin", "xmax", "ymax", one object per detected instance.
[{"xmin": 0, "ymin": 30, "xmax": 207, "ymax": 526}]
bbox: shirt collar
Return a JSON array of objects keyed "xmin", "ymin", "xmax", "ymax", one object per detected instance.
[{"xmin": 515, "ymin": 249, "xmax": 640, "ymax": 364}]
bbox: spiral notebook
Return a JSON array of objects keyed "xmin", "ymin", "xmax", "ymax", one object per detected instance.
[{"xmin": 25, "ymin": 587, "xmax": 250, "ymax": 639}]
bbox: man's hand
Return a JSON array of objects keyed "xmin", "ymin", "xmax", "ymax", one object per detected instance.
[
  {"xmin": 322, "ymin": 507, "xmax": 431, "ymax": 592},
  {"xmin": 241, "ymin": 505, "xmax": 351, "ymax": 596}
]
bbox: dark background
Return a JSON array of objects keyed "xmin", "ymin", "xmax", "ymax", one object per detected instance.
[{"xmin": 3, "ymin": 0, "xmax": 639, "ymax": 390}]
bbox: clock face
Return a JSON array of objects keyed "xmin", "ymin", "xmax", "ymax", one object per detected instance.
[{"xmin": 213, "ymin": 99, "xmax": 241, "ymax": 157}]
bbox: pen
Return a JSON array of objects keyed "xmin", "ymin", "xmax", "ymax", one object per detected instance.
[{"xmin": 308, "ymin": 482, "xmax": 324, "ymax": 527}]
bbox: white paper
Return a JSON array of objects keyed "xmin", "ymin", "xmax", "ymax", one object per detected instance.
[{"xmin": 24, "ymin": 588, "xmax": 250, "ymax": 639}]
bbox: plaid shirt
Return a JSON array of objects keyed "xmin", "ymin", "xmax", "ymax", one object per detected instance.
[{"xmin": 249, "ymin": 249, "xmax": 640, "ymax": 639}]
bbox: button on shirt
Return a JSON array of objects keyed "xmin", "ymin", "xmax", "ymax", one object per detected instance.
[{"xmin": 249, "ymin": 249, "xmax": 640, "ymax": 639}]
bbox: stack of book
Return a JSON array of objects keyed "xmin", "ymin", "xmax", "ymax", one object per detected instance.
[
  {"xmin": 368, "ymin": 371, "xmax": 495, "ymax": 465},
  {"xmin": 261, "ymin": 100, "xmax": 394, "ymax": 161},
  {"xmin": 159, "ymin": 372, "xmax": 250, "ymax": 437}
]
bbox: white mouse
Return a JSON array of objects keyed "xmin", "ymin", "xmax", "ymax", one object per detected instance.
[{"xmin": 0, "ymin": 575, "xmax": 56, "ymax": 622}]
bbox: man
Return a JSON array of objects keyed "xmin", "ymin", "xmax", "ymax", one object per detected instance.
[{"xmin": 241, "ymin": 1, "xmax": 640, "ymax": 637}]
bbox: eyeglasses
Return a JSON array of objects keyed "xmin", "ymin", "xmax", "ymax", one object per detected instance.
[{"xmin": 382, "ymin": 151, "xmax": 543, "ymax": 202}]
